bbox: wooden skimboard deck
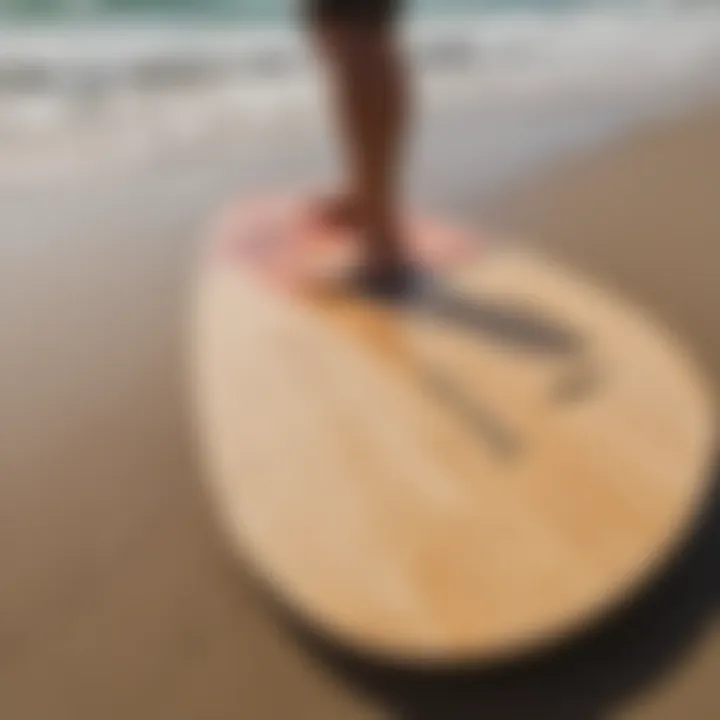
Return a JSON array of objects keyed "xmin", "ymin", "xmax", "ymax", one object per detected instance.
[{"xmin": 191, "ymin": 195, "xmax": 715, "ymax": 663}]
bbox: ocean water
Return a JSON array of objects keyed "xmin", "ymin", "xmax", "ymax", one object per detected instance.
[
  {"xmin": 2, "ymin": 0, "xmax": 720, "ymax": 22},
  {"xmin": 1, "ymin": 0, "xmax": 719, "ymax": 184}
]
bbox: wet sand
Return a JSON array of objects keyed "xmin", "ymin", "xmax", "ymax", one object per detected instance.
[{"xmin": 0, "ymin": 103, "xmax": 718, "ymax": 719}]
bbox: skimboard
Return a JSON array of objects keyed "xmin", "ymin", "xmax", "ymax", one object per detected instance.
[{"xmin": 192, "ymin": 194, "xmax": 715, "ymax": 662}]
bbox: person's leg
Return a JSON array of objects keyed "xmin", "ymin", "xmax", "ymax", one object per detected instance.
[{"xmin": 308, "ymin": 0, "xmax": 410, "ymax": 277}]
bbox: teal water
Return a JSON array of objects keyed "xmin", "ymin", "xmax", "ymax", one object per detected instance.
[{"xmin": 0, "ymin": 0, "xmax": 701, "ymax": 22}]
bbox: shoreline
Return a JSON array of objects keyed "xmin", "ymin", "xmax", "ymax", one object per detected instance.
[
  {"xmin": 2, "ymin": 9, "xmax": 719, "ymax": 191},
  {"xmin": 2, "ymin": 67, "xmax": 717, "ymax": 201}
]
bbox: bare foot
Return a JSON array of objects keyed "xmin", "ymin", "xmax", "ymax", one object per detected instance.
[
  {"xmin": 309, "ymin": 193, "xmax": 362, "ymax": 228},
  {"xmin": 352, "ymin": 260, "xmax": 423, "ymax": 301}
]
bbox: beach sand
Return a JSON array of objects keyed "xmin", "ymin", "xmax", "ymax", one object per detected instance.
[{"xmin": 0, "ymin": 102, "xmax": 718, "ymax": 719}]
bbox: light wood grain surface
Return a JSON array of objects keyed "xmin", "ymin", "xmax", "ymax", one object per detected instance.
[{"xmin": 193, "ymin": 198, "xmax": 714, "ymax": 662}]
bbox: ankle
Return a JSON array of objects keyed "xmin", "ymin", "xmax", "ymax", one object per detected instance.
[{"xmin": 365, "ymin": 242, "xmax": 406, "ymax": 272}]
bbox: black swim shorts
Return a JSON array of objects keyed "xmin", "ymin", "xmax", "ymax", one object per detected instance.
[{"xmin": 306, "ymin": 0, "xmax": 402, "ymax": 27}]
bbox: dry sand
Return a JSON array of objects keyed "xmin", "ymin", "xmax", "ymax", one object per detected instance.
[{"xmin": 0, "ymin": 103, "xmax": 718, "ymax": 719}]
